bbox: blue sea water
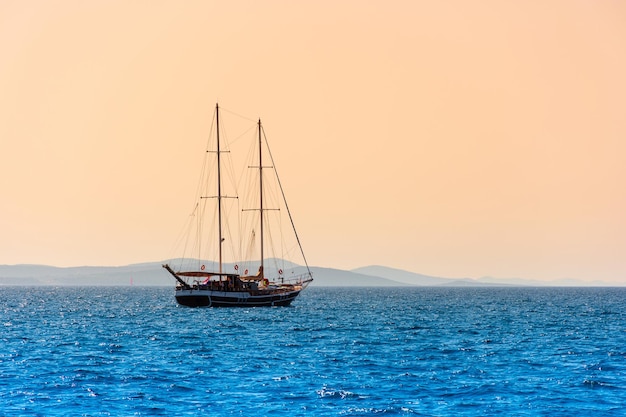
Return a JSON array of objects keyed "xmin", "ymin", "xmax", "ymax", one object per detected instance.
[{"xmin": 1, "ymin": 286, "xmax": 625, "ymax": 416}]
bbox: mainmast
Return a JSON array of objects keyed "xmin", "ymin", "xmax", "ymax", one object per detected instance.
[
  {"xmin": 258, "ymin": 118, "xmax": 264, "ymax": 276},
  {"xmin": 216, "ymin": 103, "xmax": 224, "ymax": 274}
]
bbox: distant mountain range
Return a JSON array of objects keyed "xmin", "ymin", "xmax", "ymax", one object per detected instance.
[{"xmin": 0, "ymin": 261, "xmax": 620, "ymax": 287}]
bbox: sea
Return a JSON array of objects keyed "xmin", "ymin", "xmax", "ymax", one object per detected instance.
[{"xmin": 1, "ymin": 286, "xmax": 625, "ymax": 416}]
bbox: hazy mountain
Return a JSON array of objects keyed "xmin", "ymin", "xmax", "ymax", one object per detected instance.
[
  {"xmin": 301, "ymin": 267, "xmax": 409, "ymax": 287},
  {"xmin": 0, "ymin": 263, "xmax": 408, "ymax": 287},
  {"xmin": 0, "ymin": 263, "xmax": 171, "ymax": 286},
  {"xmin": 0, "ymin": 261, "xmax": 619, "ymax": 287},
  {"xmin": 351, "ymin": 265, "xmax": 468, "ymax": 286},
  {"xmin": 474, "ymin": 275, "xmax": 615, "ymax": 287},
  {"xmin": 351, "ymin": 265, "xmax": 620, "ymax": 287},
  {"xmin": 352, "ymin": 265, "xmax": 510, "ymax": 286}
]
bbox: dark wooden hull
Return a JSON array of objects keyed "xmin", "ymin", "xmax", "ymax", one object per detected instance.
[{"xmin": 175, "ymin": 288, "xmax": 301, "ymax": 307}]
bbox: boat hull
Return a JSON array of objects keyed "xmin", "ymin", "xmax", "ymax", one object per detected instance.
[{"xmin": 175, "ymin": 288, "xmax": 301, "ymax": 307}]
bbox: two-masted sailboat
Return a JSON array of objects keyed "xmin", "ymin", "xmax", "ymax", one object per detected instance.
[{"xmin": 163, "ymin": 104, "xmax": 313, "ymax": 307}]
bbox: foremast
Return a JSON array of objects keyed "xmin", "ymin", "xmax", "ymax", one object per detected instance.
[
  {"xmin": 258, "ymin": 122, "xmax": 314, "ymax": 285},
  {"xmin": 255, "ymin": 118, "xmax": 313, "ymax": 285}
]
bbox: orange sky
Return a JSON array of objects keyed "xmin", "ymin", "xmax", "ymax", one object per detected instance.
[{"xmin": 1, "ymin": 1, "xmax": 625, "ymax": 283}]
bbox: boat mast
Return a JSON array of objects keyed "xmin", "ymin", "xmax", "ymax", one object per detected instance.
[
  {"xmin": 258, "ymin": 118, "xmax": 264, "ymax": 276},
  {"xmin": 216, "ymin": 103, "xmax": 224, "ymax": 274}
]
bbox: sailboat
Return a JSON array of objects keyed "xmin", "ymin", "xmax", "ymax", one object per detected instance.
[{"xmin": 163, "ymin": 103, "xmax": 313, "ymax": 307}]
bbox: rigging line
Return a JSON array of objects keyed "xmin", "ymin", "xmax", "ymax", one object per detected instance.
[
  {"xmin": 222, "ymin": 138, "xmax": 241, "ymax": 205},
  {"xmin": 237, "ymin": 196, "xmax": 242, "ymax": 268},
  {"xmin": 196, "ymin": 198, "xmax": 202, "ymax": 266},
  {"xmin": 223, "ymin": 195, "xmax": 239, "ymax": 266},
  {"xmin": 260, "ymin": 125, "xmax": 313, "ymax": 280},
  {"xmin": 237, "ymin": 128, "xmax": 259, "ymax": 205},
  {"xmin": 193, "ymin": 106, "xmax": 218, "ymax": 204},
  {"xmin": 204, "ymin": 200, "xmax": 219, "ymax": 268},
  {"xmin": 244, "ymin": 228, "xmax": 258, "ymax": 271},
  {"xmin": 174, "ymin": 203, "xmax": 198, "ymax": 267},
  {"xmin": 264, "ymin": 214, "xmax": 275, "ymax": 264},
  {"xmin": 220, "ymin": 106, "xmax": 257, "ymax": 123},
  {"xmin": 227, "ymin": 123, "xmax": 257, "ymax": 147},
  {"xmin": 279, "ymin": 213, "xmax": 286, "ymax": 271}
]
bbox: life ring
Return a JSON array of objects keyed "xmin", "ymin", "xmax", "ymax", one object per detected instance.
[
  {"xmin": 234, "ymin": 264, "xmax": 239, "ymax": 271},
  {"xmin": 201, "ymin": 265, "xmax": 205, "ymax": 270},
  {"xmin": 278, "ymin": 269, "xmax": 283, "ymax": 275},
  {"xmin": 244, "ymin": 269, "xmax": 248, "ymax": 275}
]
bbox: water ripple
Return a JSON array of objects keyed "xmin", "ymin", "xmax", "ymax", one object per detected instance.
[{"xmin": 1, "ymin": 286, "xmax": 626, "ymax": 415}]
